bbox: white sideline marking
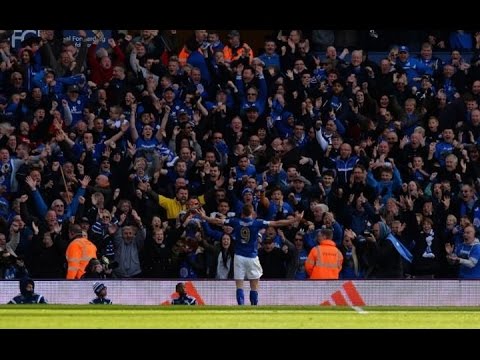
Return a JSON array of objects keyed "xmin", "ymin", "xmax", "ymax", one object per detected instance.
[{"xmin": 352, "ymin": 306, "xmax": 368, "ymax": 314}]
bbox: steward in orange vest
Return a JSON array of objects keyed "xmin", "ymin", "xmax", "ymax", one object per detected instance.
[
  {"xmin": 66, "ymin": 224, "xmax": 97, "ymax": 279},
  {"xmin": 305, "ymin": 228, "xmax": 343, "ymax": 279}
]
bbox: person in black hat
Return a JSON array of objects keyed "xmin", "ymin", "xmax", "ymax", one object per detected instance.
[
  {"xmin": 67, "ymin": 84, "xmax": 80, "ymax": 93},
  {"xmin": 77, "ymin": 216, "xmax": 91, "ymax": 239},
  {"xmin": 90, "ymin": 282, "xmax": 112, "ymax": 304},
  {"xmin": 8, "ymin": 278, "xmax": 47, "ymax": 304}
]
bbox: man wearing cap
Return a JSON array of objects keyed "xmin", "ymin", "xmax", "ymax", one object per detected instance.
[
  {"xmin": 258, "ymin": 232, "xmax": 294, "ymax": 279},
  {"xmin": 78, "ymin": 216, "xmax": 91, "ymax": 237},
  {"xmin": 286, "ymin": 175, "xmax": 311, "ymax": 210},
  {"xmin": 63, "ymin": 84, "xmax": 87, "ymax": 127},
  {"xmin": 200, "ymin": 204, "xmax": 303, "ymax": 305},
  {"xmin": 90, "ymin": 282, "xmax": 112, "ymax": 304}
]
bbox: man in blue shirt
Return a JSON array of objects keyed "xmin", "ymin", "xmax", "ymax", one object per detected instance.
[
  {"xmin": 446, "ymin": 225, "xmax": 480, "ymax": 278},
  {"xmin": 200, "ymin": 204, "xmax": 303, "ymax": 305}
]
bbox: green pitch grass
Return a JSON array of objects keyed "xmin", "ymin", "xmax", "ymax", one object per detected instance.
[{"xmin": 0, "ymin": 305, "xmax": 479, "ymax": 328}]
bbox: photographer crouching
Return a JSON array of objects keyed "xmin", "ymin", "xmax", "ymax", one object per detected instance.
[{"xmin": 82, "ymin": 256, "xmax": 118, "ymax": 279}]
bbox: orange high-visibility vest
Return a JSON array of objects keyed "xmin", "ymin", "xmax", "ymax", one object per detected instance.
[
  {"xmin": 66, "ymin": 237, "xmax": 97, "ymax": 279},
  {"xmin": 178, "ymin": 47, "xmax": 190, "ymax": 67},
  {"xmin": 223, "ymin": 44, "xmax": 254, "ymax": 63},
  {"xmin": 305, "ymin": 240, "xmax": 343, "ymax": 279}
]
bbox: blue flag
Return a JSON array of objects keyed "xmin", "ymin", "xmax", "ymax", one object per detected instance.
[{"xmin": 387, "ymin": 234, "xmax": 413, "ymax": 263}]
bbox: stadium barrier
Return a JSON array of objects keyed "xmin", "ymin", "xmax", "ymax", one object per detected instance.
[{"xmin": 0, "ymin": 280, "xmax": 478, "ymax": 306}]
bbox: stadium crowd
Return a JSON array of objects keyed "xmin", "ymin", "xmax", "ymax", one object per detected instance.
[{"xmin": 1, "ymin": 29, "xmax": 480, "ymax": 280}]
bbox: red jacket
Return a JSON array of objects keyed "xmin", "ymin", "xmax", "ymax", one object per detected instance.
[{"xmin": 87, "ymin": 44, "xmax": 125, "ymax": 88}]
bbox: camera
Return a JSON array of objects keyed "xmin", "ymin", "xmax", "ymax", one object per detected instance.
[
  {"xmin": 178, "ymin": 211, "xmax": 188, "ymax": 223},
  {"xmin": 192, "ymin": 95, "xmax": 201, "ymax": 104},
  {"xmin": 100, "ymin": 256, "xmax": 118, "ymax": 270},
  {"xmin": 189, "ymin": 205, "xmax": 200, "ymax": 214},
  {"xmin": 363, "ymin": 231, "xmax": 372, "ymax": 237},
  {"xmin": 0, "ymin": 250, "xmax": 16, "ymax": 265}
]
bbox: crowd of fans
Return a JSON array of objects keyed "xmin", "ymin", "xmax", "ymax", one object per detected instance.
[{"xmin": 1, "ymin": 29, "xmax": 480, "ymax": 280}]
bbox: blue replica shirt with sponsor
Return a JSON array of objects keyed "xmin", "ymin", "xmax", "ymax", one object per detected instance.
[
  {"xmin": 225, "ymin": 217, "xmax": 270, "ymax": 258},
  {"xmin": 72, "ymin": 142, "xmax": 105, "ymax": 165},
  {"xmin": 295, "ymin": 248, "xmax": 309, "ymax": 280},
  {"xmin": 434, "ymin": 141, "xmax": 455, "ymax": 167},
  {"xmin": 64, "ymin": 95, "xmax": 88, "ymax": 128},
  {"xmin": 136, "ymin": 137, "xmax": 159, "ymax": 162},
  {"xmin": 266, "ymin": 201, "xmax": 294, "ymax": 221},
  {"xmin": 233, "ymin": 165, "xmax": 256, "ymax": 181},
  {"xmin": 456, "ymin": 242, "xmax": 480, "ymax": 279},
  {"xmin": 136, "ymin": 137, "xmax": 159, "ymax": 151}
]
